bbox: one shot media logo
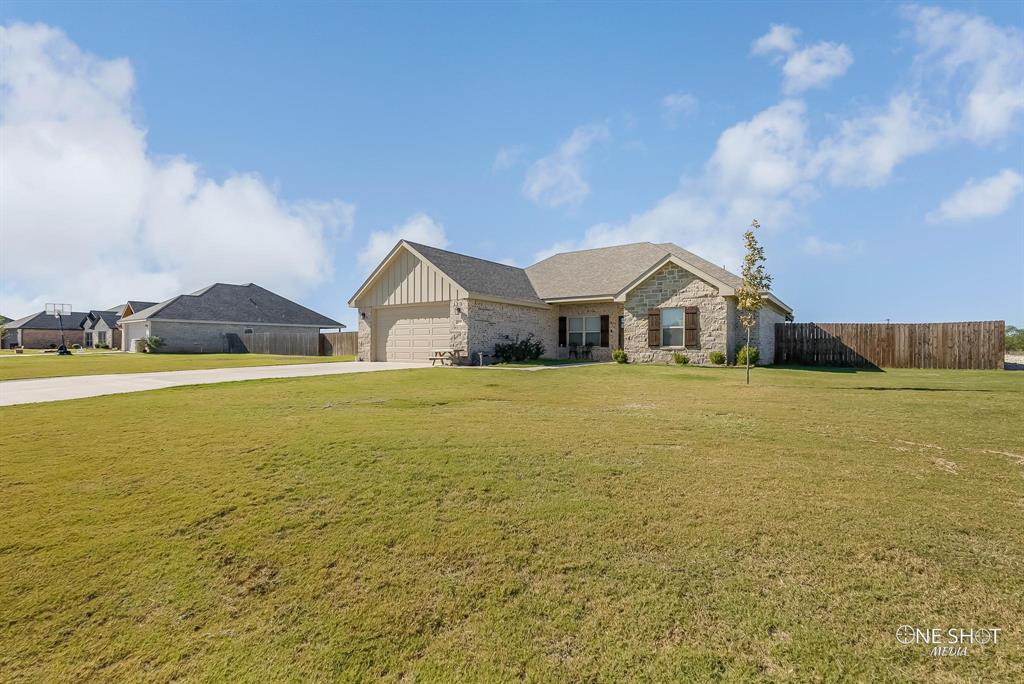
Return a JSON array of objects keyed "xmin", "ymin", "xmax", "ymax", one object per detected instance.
[{"xmin": 896, "ymin": 625, "xmax": 1002, "ymax": 657}]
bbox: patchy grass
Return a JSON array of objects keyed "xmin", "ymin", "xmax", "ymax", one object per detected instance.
[
  {"xmin": 0, "ymin": 353, "xmax": 355, "ymax": 381},
  {"xmin": 1, "ymin": 365, "xmax": 1021, "ymax": 681}
]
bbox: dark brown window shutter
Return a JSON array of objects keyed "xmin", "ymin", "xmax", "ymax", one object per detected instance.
[
  {"xmin": 684, "ymin": 306, "xmax": 699, "ymax": 347},
  {"xmin": 599, "ymin": 315, "xmax": 609, "ymax": 347},
  {"xmin": 558, "ymin": 316, "xmax": 567, "ymax": 347},
  {"xmin": 647, "ymin": 308, "xmax": 661, "ymax": 347}
]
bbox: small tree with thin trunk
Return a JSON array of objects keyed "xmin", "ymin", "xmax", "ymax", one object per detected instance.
[{"xmin": 737, "ymin": 219, "xmax": 772, "ymax": 385}]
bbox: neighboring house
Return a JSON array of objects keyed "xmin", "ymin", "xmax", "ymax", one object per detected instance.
[
  {"xmin": 350, "ymin": 240, "xmax": 793, "ymax": 364},
  {"xmin": 2, "ymin": 311, "xmax": 88, "ymax": 349},
  {"xmin": 82, "ymin": 309, "xmax": 123, "ymax": 348},
  {"xmin": 118, "ymin": 283, "xmax": 343, "ymax": 353},
  {"xmin": 116, "ymin": 301, "xmax": 158, "ymax": 319}
]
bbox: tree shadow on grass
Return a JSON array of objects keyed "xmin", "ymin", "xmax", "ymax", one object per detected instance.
[
  {"xmin": 848, "ymin": 386, "xmax": 994, "ymax": 393},
  {"xmin": 770, "ymin": 364, "xmax": 884, "ymax": 374}
]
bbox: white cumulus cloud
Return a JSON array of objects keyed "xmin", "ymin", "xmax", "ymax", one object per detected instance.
[
  {"xmin": 752, "ymin": 24, "xmax": 852, "ymax": 94},
  {"xmin": 523, "ymin": 123, "xmax": 609, "ymax": 208},
  {"xmin": 357, "ymin": 213, "xmax": 448, "ymax": 272},
  {"xmin": 534, "ymin": 100, "xmax": 812, "ymax": 269},
  {"xmin": 0, "ymin": 23, "xmax": 353, "ymax": 318},
  {"xmin": 782, "ymin": 42, "xmax": 854, "ymax": 94},
  {"xmin": 801, "ymin": 235, "xmax": 863, "ymax": 257},
  {"xmin": 905, "ymin": 5, "xmax": 1024, "ymax": 142},
  {"xmin": 751, "ymin": 24, "xmax": 801, "ymax": 55},
  {"xmin": 927, "ymin": 169, "xmax": 1024, "ymax": 223}
]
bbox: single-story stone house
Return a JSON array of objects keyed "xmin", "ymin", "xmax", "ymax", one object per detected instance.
[
  {"xmin": 350, "ymin": 240, "xmax": 793, "ymax": 364},
  {"xmin": 82, "ymin": 309, "xmax": 123, "ymax": 349},
  {"xmin": 119, "ymin": 283, "xmax": 342, "ymax": 353},
  {"xmin": 2, "ymin": 310, "xmax": 87, "ymax": 349}
]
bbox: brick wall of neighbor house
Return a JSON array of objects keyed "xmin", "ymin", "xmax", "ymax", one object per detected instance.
[
  {"xmin": 463, "ymin": 298, "xmax": 558, "ymax": 363},
  {"xmin": 731, "ymin": 302, "xmax": 786, "ymax": 366},
  {"xmin": 148, "ymin": 321, "xmax": 321, "ymax": 353},
  {"xmin": 622, "ymin": 262, "xmax": 728, "ymax": 365},
  {"xmin": 18, "ymin": 329, "xmax": 85, "ymax": 349},
  {"xmin": 553, "ymin": 302, "xmax": 623, "ymax": 362}
]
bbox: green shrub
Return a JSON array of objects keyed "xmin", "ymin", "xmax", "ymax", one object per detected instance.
[
  {"xmin": 143, "ymin": 335, "xmax": 163, "ymax": 353},
  {"xmin": 736, "ymin": 345, "xmax": 759, "ymax": 366},
  {"xmin": 1007, "ymin": 325, "xmax": 1024, "ymax": 352},
  {"xmin": 672, "ymin": 352, "xmax": 690, "ymax": 365},
  {"xmin": 493, "ymin": 333, "xmax": 544, "ymax": 363},
  {"xmin": 612, "ymin": 349, "xmax": 628, "ymax": 364},
  {"xmin": 708, "ymin": 351, "xmax": 726, "ymax": 365}
]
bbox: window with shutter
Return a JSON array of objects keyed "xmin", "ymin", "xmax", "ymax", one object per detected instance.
[
  {"xmin": 647, "ymin": 308, "xmax": 661, "ymax": 347},
  {"xmin": 684, "ymin": 307, "xmax": 699, "ymax": 347},
  {"xmin": 600, "ymin": 315, "xmax": 609, "ymax": 347}
]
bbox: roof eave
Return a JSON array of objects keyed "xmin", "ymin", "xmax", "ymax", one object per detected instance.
[
  {"xmin": 348, "ymin": 240, "xmax": 470, "ymax": 307},
  {"xmin": 467, "ymin": 293, "xmax": 551, "ymax": 309}
]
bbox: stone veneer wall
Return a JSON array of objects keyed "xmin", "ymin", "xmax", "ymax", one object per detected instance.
[
  {"xmin": 622, "ymin": 262, "xmax": 727, "ymax": 365},
  {"xmin": 553, "ymin": 302, "xmax": 623, "ymax": 362},
  {"xmin": 463, "ymin": 298, "xmax": 558, "ymax": 363},
  {"xmin": 357, "ymin": 307, "xmax": 373, "ymax": 361}
]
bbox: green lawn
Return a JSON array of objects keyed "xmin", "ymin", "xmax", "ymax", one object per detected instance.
[
  {"xmin": 0, "ymin": 352, "xmax": 355, "ymax": 381},
  {"xmin": 1, "ymin": 365, "xmax": 1021, "ymax": 681}
]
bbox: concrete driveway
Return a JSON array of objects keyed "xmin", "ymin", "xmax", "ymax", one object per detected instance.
[{"xmin": 0, "ymin": 361, "xmax": 426, "ymax": 407}]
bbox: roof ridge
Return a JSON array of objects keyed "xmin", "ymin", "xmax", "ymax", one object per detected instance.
[
  {"xmin": 527, "ymin": 241, "xmax": 659, "ymax": 267},
  {"xmin": 405, "ymin": 241, "xmax": 525, "ymax": 272}
]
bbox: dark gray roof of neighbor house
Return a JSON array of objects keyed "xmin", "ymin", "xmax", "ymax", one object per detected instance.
[
  {"xmin": 126, "ymin": 300, "xmax": 158, "ymax": 314},
  {"xmin": 120, "ymin": 283, "xmax": 342, "ymax": 327},
  {"xmin": 405, "ymin": 241, "xmax": 546, "ymax": 304},
  {"xmin": 4, "ymin": 311, "xmax": 89, "ymax": 330},
  {"xmin": 87, "ymin": 310, "xmax": 121, "ymax": 329}
]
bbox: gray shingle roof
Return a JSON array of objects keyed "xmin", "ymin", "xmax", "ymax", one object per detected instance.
[
  {"xmin": 86, "ymin": 310, "xmax": 121, "ymax": 329},
  {"xmin": 405, "ymin": 241, "xmax": 546, "ymax": 304},
  {"xmin": 526, "ymin": 242, "xmax": 669, "ymax": 299},
  {"xmin": 5, "ymin": 311, "xmax": 89, "ymax": 330},
  {"xmin": 120, "ymin": 283, "xmax": 342, "ymax": 327}
]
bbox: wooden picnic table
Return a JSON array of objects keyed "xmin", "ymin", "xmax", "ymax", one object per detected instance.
[{"xmin": 429, "ymin": 348, "xmax": 464, "ymax": 366}]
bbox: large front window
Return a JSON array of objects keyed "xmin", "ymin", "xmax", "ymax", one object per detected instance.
[
  {"xmin": 661, "ymin": 308, "xmax": 684, "ymax": 347},
  {"xmin": 97, "ymin": 331, "xmax": 107, "ymax": 345},
  {"xmin": 568, "ymin": 316, "xmax": 601, "ymax": 347}
]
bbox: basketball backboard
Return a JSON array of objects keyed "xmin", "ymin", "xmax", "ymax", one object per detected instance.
[{"xmin": 45, "ymin": 303, "xmax": 72, "ymax": 317}]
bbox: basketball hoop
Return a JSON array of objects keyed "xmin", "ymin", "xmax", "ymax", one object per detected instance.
[
  {"xmin": 45, "ymin": 303, "xmax": 72, "ymax": 317},
  {"xmin": 44, "ymin": 303, "xmax": 73, "ymax": 354}
]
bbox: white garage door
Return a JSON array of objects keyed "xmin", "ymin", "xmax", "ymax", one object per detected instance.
[{"xmin": 375, "ymin": 304, "xmax": 451, "ymax": 362}]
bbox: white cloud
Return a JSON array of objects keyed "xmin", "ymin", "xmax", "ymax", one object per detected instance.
[
  {"xmin": 523, "ymin": 123, "xmax": 609, "ymax": 208},
  {"xmin": 0, "ymin": 23, "xmax": 353, "ymax": 318},
  {"xmin": 905, "ymin": 5, "xmax": 1024, "ymax": 142},
  {"xmin": 752, "ymin": 24, "xmax": 852, "ymax": 93},
  {"xmin": 751, "ymin": 24, "xmax": 801, "ymax": 55},
  {"xmin": 815, "ymin": 94, "xmax": 943, "ymax": 187},
  {"xmin": 357, "ymin": 213, "xmax": 447, "ymax": 272},
  {"xmin": 534, "ymin": 100, "xmax": 812, "ymax": 269},
  {"xmin": 492, "ymin": 145, "xmax": 523, "ymax": 173},
  {"xmin": 661, "ymin": 92, "xmax": 698, "ymax": 127},
  {"xmin": 782, "ymin": 42, "xmax": 853, "ymax": 94},
  {"xmin": 801, "ymin": 235, "xmax": 863, "ymax": 257},
  {"xmin": 927, "ymin": 169, "xmax": 1024, "ymax": 223}
]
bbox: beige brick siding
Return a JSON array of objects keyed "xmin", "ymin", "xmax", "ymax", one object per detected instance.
[
  {"xmin": 731, "ymin": 302, "xmax": 786, "ymax": 365},
  {"xmin": 464, "ymin": 298, "xmax": 557, "ymax": 363},
  {"xmin": 357, "ymin": 307, "xmax": 373, "ymax": 361},
  {"xmin": 553, "ymin": 302, "xmax": 622, "ymax": 361},
  {"xmin": 622, "ymin": 262, "xmax": 728, "ymax": 365}
]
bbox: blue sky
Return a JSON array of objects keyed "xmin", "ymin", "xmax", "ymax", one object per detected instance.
[{"xmin": 1, "ymin": 1, "xmax": 1022, "ymax": 328}]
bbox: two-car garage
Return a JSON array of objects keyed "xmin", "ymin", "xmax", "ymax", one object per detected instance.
[{"xmin": 373, "ymin": 303, "xmax": 451, "ymax": 362}]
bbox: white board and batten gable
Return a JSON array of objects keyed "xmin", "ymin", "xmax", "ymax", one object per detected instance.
[{"xmin": 349, "ymin": 243, "xmax": 467, "ymax": 308}]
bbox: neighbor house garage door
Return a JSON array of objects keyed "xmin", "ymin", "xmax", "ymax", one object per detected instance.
[{"xmin": 375, "ymin": 303, "xmax": 451, "ymax": 362}]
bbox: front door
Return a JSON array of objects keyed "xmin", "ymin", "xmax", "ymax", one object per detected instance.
[{"xmin": 617, "ymin": 315, "xmax": 624, "ymax": 349}]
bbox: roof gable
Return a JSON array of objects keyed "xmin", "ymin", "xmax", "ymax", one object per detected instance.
[{"xmin": 5, "ymin": 311, "xmax": 89, "ymax": 330}]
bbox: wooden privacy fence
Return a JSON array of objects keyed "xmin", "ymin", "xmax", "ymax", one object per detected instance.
[
  {"xmin": 774, "ymin": 321, "xmax": 1005, "ymax": 369},
  {"xmin": 319, "ymin": 331, "xmax": 358, "ymax": 357},
  {"xmin": 239, "ymin": 331, "xmax": 320, "ymax": 356}
]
